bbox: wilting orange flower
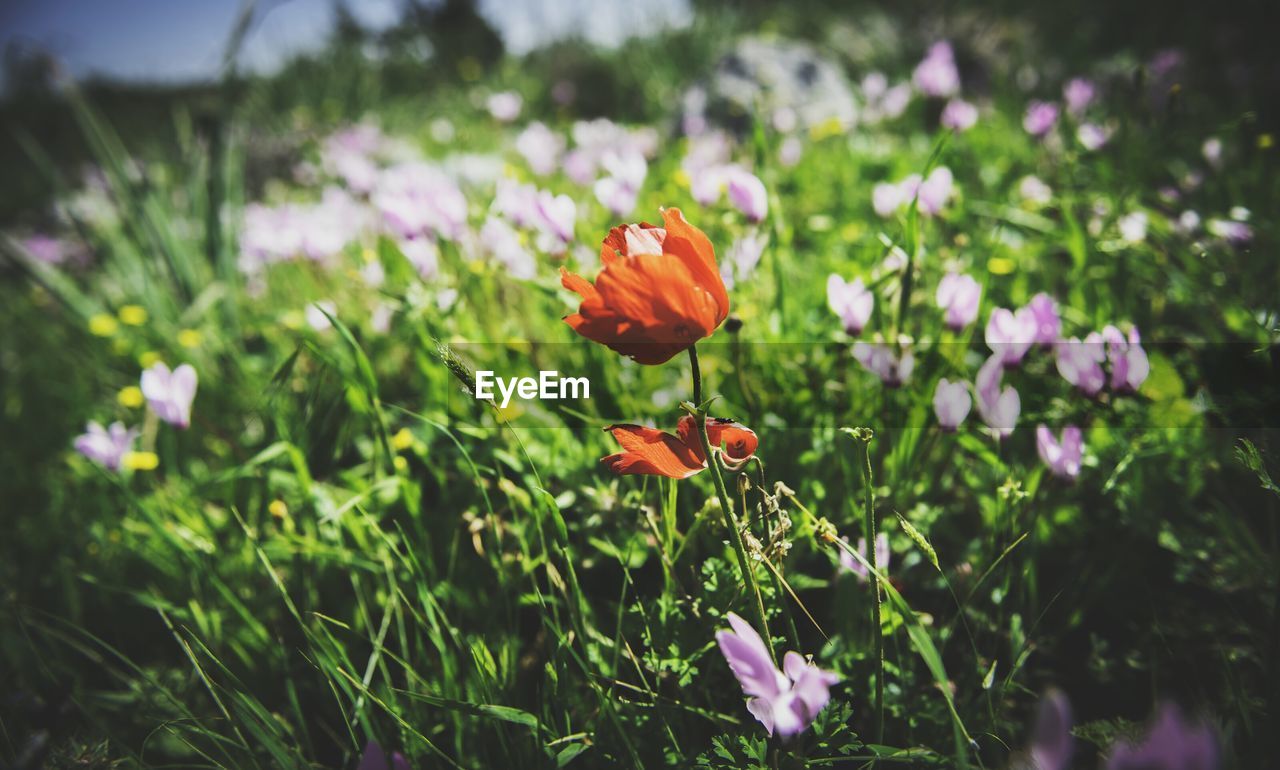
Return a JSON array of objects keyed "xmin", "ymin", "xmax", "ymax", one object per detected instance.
[
  {"xmin": 602, "ymin": 415, "xmax": 758, "ymax": 478},
  {"xmin": 560, "ymin": 208, "xmax": 729, "ymax": 365}
]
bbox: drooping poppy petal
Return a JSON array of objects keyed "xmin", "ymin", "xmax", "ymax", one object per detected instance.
[
  {"xmin": 675, "ymin": 415, "xmax": 758, "ymax": 461},
  {"xmin": 603, "ymin": 416, "xmax": 758, "ymax": 479},
  {"xmin": 601, "ymin": 424, "xmax": 705, "ymax": 478}
]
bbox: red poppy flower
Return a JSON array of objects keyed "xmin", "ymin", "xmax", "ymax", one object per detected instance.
[
  {"xmin": 602, "ymin": 415, "xmax": 758, "ymax": 478},
  {"xmin": 560, "ymin": 208, "xmax": 729, "ymax": 365}
]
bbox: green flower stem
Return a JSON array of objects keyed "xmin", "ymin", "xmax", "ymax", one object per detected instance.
[
  {"xmin": 689, "ymin": 346, "xmax": 775, "ymax": 660},
  {"xmin": 856, "ymin": 430, "xmax": 885, "ymax": 745}
]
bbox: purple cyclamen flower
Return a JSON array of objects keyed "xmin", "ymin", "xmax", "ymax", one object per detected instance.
[
  {"xmin": 561, "ymin": 149, "xmax": 595, "ymax": 186},
  {"xmin": 491, "ymin": 179, "xmax": 542, "ymax": 229},
  {"xmin": 1201, "ymin": 137, "xmax": 1223, "ymax": 170},
  {"xmin": 374, "ymin": 163, "xmax": 468, "ymax": 243},
  {"xmin": 1118, "ymin": 211, "xmax": 1148, "ymax": 243},
  {"xmin": 25, "ymin": 233, "xmax": 87, "ymax": 266},
  {"xmin": 141, "ymin": 362, "xmax": 198, "ymax": 429},
  {"xmin": 592, "ymin": 150, "xmax": 647, "ymax": 218},
  {"xmin": 74, "ymin": 421, "xmax": 139, "ymax": 471},
  {"xmin": 399, "ymin": 237, "xmax": 441, "ymax": 281},
  {"xmin": 862, "ymin": 72, "xmax": 887, "ymax": 100},
  {"xmin": 975, "ymin": 354, "xmax": 1020, "ymax": 439},
  {"xmin": 1206, "ymin": 217, "xmax": 1252, "ymax": 245},
  {"xmin": 827, "ymin": 274, "xmax": 874, "ymax": 335},
  {"xmin": 985, "ymin": 307, "xmax": 1036, "ymax": 366},
  {"xmin": 1176, "ymin": 210, "xmax": 1201, "ymax": 234},
  {"xmin": 715, "ymin": 612, "xmax": 839, "ymax": 738},
  {"xmin": 479, "ymin": 218, "xmax": 535, "ymax": 280},
  {"xmin": 916, "ymin": 167, "xmax": 954, "ymax": 216},
  {"xmin": 873, "ymin": 181, "xmax": 904, "ymax": 218},
  {"xmin": 24, "ymin": 233, "xmax": 65, "ymax": 264},
  {"xmin": 358, "ymin": 740, "xmax": 410, "ymax": 770},
  {"xmin": 1029, "ymin": 690, "xmax": 1075, "ymax": 770},
  {"xmin": 1023, "ymin": 101, "xmax": 1060, "ymax": 137},
  {"xmin": 839, "ymin": 532, "xmax": 889, "ymax": 581},
  {"xmin": 727, "ymin": 169, "xmax": 769, "ymax": 223},
  {"xmin": 690, "ymin": 165, "xmax": 729, "ymax": 207},
  {"xmin": 1055, "ymin": 333, "xmax": 1107, "ymax": 396},
  {"xmin": 1063, "ymin": 77, "xmax": 1096, "ymax": 116},
  {"xmin": 1077, "ymin": 122, "xmax": 1112, "ymax": 151},
  {"xmin": 721, "ymin": 232, "xmax": 768, "ymax": 290},
  {"xmin": 515, "ymin": 121, "xmax": 565, "ymax": 176},
  {"xmin": 936, "ymin": 272, "xmax": 981, "ymax": 330},
  {"xmin": 933, "ymin": 378, "xmax": 972, "ymax": 431},
  {"xmin": 880, "ymin": 83, "xmax": 912, "ymax": 119},
  {"xmin": 534, "ymin": 191, "xmax": 576, "ymax": 254},
  {"xmin": 913, "ymin": 41, "xmax": 960, "ymax": 97},
  {"xmin": 877, "ymin": 170, "xmax": 952, "ymax": 218},
  {"xmin": 1036, "ymin": 424, "xmax": 1083, "ymax": 480},
  {"xmin": 778, "ymin": 136, "xmax": 803, "ymax": 168},
  {"xmin": 1105, "ymin": 704, "xmax": 1218, "ymax": 770},
  {"xmin": 1101, "ymin": 325, "xmax": 1150, "ymax": 392},
  {"xmin": 1025, "ymin": 293, "xmax": 1061, "ymax": 346},
  {"xmin": 1019, "ymin": 175, "xmax": 1053, "ymax": 206},
  {"xmin": 486, "ymin": 91, "xmax": 523, "ymax": 122},
  {"xmin": 941, "ymin": 98, "xmax": 978, "ymax": 131},
  {"xmin": 852, "ymin": 341, "xmax": 914, "ymax": 387}
]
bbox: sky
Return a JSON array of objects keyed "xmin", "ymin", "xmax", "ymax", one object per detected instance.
[
  {"xmin": 0, "ymin": 0, "xmax": 692, "ymax": 93},
  {"xmin": 0, "ymin": 0, "xmax": 400, "ymax": 90}
]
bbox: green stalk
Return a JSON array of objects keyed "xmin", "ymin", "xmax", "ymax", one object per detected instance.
[
  {"xmin": 856, "ymin": 430, "xmax": 885, "ymax": 745},
  {"xmin": 689, "ymin": 346, "xmax": 774, "ymax": 660}
]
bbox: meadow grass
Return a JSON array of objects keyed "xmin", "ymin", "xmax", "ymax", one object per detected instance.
[{"xmin": 1, "ymin": 4, "xmax": 1278, "ymax": 768}]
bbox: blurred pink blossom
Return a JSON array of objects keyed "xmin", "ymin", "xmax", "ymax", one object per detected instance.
[
  {"xmin": 1055, "ymin": 333, "xmax": 1107, "ymax": 396},
  {"xmin": 985, "ymin": 307, "xmax": 1036, "ymax": 366},
  {"xmin": 74, "ymin": 421, "xmax": 139, "ymax": 471},
  {"xmin": 853, "ymin": 341, "xmax": 914, "ymax": 387},
  {"xmin": 1023, "ymin": 100, "xmax": 1060, "ymax": 137},
  {"xmin": 913, "ymin": 41, "xmax": 960, "ymax": 97},
  {"xmin": 933, "ymin": 378, "xmax": 972, "ymax": 431},
  {"xmin": 515, "ymin": 122, "xmax": 565, "ymax": 176},
  {"xmin": 1063, "ymin": 78, "xmax": 1096, "ymax": 116},
  {"xmin": 486, "ymin": 91, "xmax": 523, "ymax": 122},
  {"xmin": 827, "ymin": 274, "xmax": 874, "ymax": 334},
  {"xmin": 1037, "ymin": 424, "xmax": 1083, "ymax": 479},
  {"xmin": 141, "ymin": 362, "xmax": 197, "ymax": 429},
  {"xmin": 975, "ymin": 354, "xmax": 1019, "ymax": 439},
  {"xmin": 936, "ymin": 272, "xmax": 981, "ymax": 330},
  {"xmin": 941, "ymin": 98, "xmax": 978, "ymax": 131}
]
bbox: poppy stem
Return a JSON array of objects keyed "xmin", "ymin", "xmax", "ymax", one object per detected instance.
[
  {"xmin": 688, "ymin": 346, "xmax": 775, "ymax": 661},
  {"xmin": 689, "ymin": 343, "xmax": 704, "ymax": 407}
]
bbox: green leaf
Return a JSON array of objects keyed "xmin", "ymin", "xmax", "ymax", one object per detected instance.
[{"xmin": 397, "ymin": 690, "xmax": 539, "ymax": 731}]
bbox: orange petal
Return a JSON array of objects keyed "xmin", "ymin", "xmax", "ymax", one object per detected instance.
[
  {"xmin": 602, "ymin": 424, "xmax": 705, "ymax": 478},
  {"xmin": 560, "ymin": 266, "xmax": 600, "ymax": 302},
  {"xmin": 600, "ymin": 220, "xmax": 661, "ymax": 265},
  {"xmin": 660, "ymin": 208, "xmax": 729, "ymax": 325},
  {"xmin": 569, "ymin": 254, "xmax": 718, "ymax": 364},
  {"xmin": 676, "ymin": 415, "xmax": 759, "ymax": 461}
]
